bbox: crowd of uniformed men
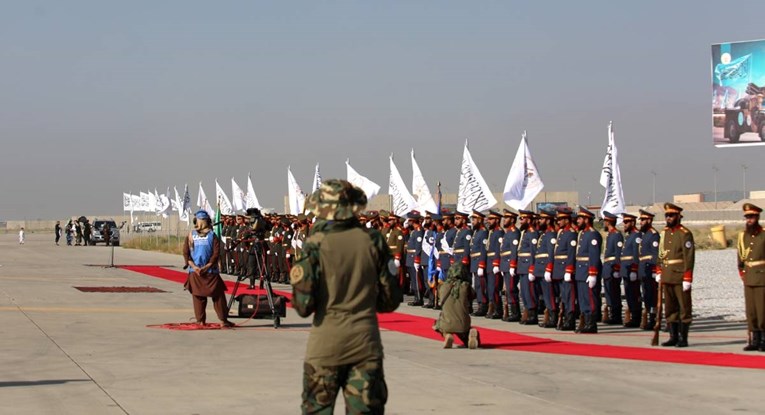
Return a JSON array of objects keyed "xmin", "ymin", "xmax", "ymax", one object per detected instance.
[{"xmin": 213, "ymin": 200, "xmax": 765, "ymax": 350}]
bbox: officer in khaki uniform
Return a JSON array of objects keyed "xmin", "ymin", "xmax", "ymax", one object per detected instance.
[
  {"xmin": 737, "ymin": 203, "xmax": 765, "ymax": 351},
  {"xmin": 291, "ymin": 179, "xmax": 402, "ymax": 415},
  {"xmin": 656, "ymin": 203, "xmax": 694, "ymax": 348}
]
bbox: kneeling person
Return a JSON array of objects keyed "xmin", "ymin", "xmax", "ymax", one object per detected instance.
[{"xmin": 433, "ymin": 263, "xmax": 481, "ymax": 349}]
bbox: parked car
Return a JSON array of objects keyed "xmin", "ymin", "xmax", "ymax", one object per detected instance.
[
  {"xmin": 134, "ymin": 221, "xmax": 162, "ymax": 233},
  {"xmin": 91, "ymin": 219, "xmax": 121, "ymax": 246}
]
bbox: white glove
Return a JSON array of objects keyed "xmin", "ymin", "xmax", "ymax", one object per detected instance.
[
  {"xmin": 528, "ymin": 274, "xmax": 536, "ymax": 282},
  {"xmin": 544, "ymin": 271, "xmax": 552, "ymax": 282},
  {"xmin": 477, "ymin": 268, "xmax": 484, "ymax": 277},
  {"xmin": 654, "ymin": 273, "xmax": 661, "ymax": 283},
  {"xmin": 510, "ymin": 267, "xmax": 516, "ymax": 277},
  {"xmin": 629, "ymin": 272, "xmax": 637, "ymax": 282},
  {"xmin": 683, "ymin": 281, "xmax": 692, "ymax": 291},
  {"xmin": 415, "ymin": 263, "xmax": 422, "ymax": 270},
  {"xmin": 394, "ymin": 259, "xmax": 401, "ymax": 268},
  {"xmin": 269, "ymin": 236, "xmax": 274, "ymax": 243},
  {"xmin": 296, "ymin": 239, "xmax": 303, "ymax": 249},
  {"xmin": 366, "ymin": 222, "xmax": 373, "ymax": 229},
  {"xmin": 436, "ymin": 266, "xmax": 442, "ymax": 272},
  {"xmin": 586, "ymin": 276, "xmax": 596, "ymax": 289},
  {"xmin": 492, "ymin": 266, "xmax": 500, "ymax": 274},
  {"xmin": 286, "ymin": 253, "xmax": 291, "ymax": 259},
  {"xmin": 612, "ymin": 271, "xmax": 619, "ymax": 278},
  {"xmin": 564, "ymin": 272, "xmax": 572, "ymax": 282},
  {"xmin": 266, "ymin": 250, "xmax": 271, "ymax": 255}
]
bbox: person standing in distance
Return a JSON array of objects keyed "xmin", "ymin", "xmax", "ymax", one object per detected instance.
[
  {"xmin": 738, "ymin": 203, "xmax": 765, "ymax": 351},
  {"xmin": 182, "ymin": 210, "xmax": 234, "ymax": 328},
  {"xmin": 55, "ymin": 221, "xmax": 62, "ymax": 246},
  {"xmin": 291, "ymin": 179, "xmax": 403, "ymax": 415}
]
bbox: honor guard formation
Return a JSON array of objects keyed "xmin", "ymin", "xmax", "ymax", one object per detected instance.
[{"xmin": 213, "ymin": 196, "xmax": 765, "ymax": 352}]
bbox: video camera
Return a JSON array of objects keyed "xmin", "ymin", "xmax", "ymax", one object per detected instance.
[{"xmin": 246, "ymin": 208, "xmax": 272, "ymax": 239}]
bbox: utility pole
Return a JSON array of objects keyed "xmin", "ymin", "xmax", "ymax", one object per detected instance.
[
  {"xmin": 742, "ymin": 164, "xmax": 748, "ymax": 200},
  {"xmin": 712, "ymin": 165, "xmax": 719, "ymax": 208}
]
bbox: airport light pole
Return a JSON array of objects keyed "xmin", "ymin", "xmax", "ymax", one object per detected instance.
[
  {"xmin": 712, "ymin": 165, "xmax": 719, "ymax": 208},
  {"xmin": 742, "ymin": 164, "xmax": 748, "ymax": 200}
]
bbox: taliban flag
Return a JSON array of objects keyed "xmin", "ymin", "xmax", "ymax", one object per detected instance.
[
  {"xmin": 179, "ymin": 184, "xmax": 191, "ymax": 223},
  {"xmin": 600, "ymin": 121, "xmax": 626, "ymax": 218},
  {"xmin": 457, "ymin": 140, "xmax": 497, "ymax": 213},
  {"xmin": 215, "ymin": 179, "xmax": 234, "ymax": 215},
  {"xmin": 197, "ymin": 182, "xmax": 214, "ymax": 218},
  {"xmin": 389, "ymin": 154, "xmax": 417, "ymax": 216},
  {"xmin": 312, "ymin": 163, "xmax": 322, "ymax": 194},
  {"xmin": 411, "ymin": 149, "xmax": 438, "ymax": 214},
  {"xmin": 158, "ymin": 187, "xmax": 172, "ymax": 218},
  {"xmin": 346, "ymin": 159, "xmax": 381, "ymax": 202},
  {"xmin": 245, "ymin": 173, "xmax": 262, "ymax": 210},
  {"xmin": 504, "ymin": 131, "xmax": 544, "ymax": 210},
  {"xmin": 123, "ymin": 192, "xmax": 135, "ymax": 224},
  {"xmin": 231, "ymin": 177, "xmax": 246, "ymax": 212},
  {"xmin": 287, "ymin": 166, "xmax": 306, "ymax": 215}
]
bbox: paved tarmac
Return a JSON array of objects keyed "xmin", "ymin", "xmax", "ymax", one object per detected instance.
[{"xmin": 1, "ymin": 233, "xmax": 764, "ymax": 414}]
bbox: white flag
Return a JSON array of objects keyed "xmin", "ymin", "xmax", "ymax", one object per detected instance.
[
  {"xmin": 600, "ymin": 122, "xmax": 626, "ymax": 217},
  {"xmin": 172, "ymin": 186, "xmax": 181, "ymax": 212},
  {"xmin": 147, "ymin": 190, "xmax": 159, "ymax": 213},
  {"xmin": 346, "ymin": 160, "xmax": 381, "ymax": 201},
  {"xmin": 122, "ymin": 193, "xmax": 132, "ymax": 211},
  {"xmin": 197, "ymin": 182, "xmax": 214, "ymax": 218},
  {"xmin": 139, "ymin": 192, "xmax": 150, "ymax": 212},
  {"xmin": 287, "ymin": 166, "xmax": 307, "ymax": 215},
  {"xmin": 245, "ymin": 173, "xmax": 262, "ymax": 210},
  {"xmin": 457, "ymin": 141, "xmax": 497, "ymax": 212},
  {"xmin": 504, "ymin": 132, "xmax": 545, "ymax": 210},
  {"xmin": 130, "ymin": 194, "xmax": 141, "ymax": 218},
  {"xmin": 312, "ymin": 163, "xmax": 322, "ymax": 194},
  {"xmin": 215, "ymin": 179, "xmax": 234, "ymax": 215},
  {"xmin": 411, "ymin": 149, "xmax": 438, "ymax": 214},
  {"xmin": 231, "ymin": 177, "xmax": 246, "ymax": 212},
  {"xmin": 180, "ymin": 184, "xmax": 191, "ymax": 223},
  {"xmin": 389, "ymin": 155, "xmax": 417, "ymax": 216},
  {"xmin": 158, "ymin": 187, "xmax": 172, "ymax": 218}
]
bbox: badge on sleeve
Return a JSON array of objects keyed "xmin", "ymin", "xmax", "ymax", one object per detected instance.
[
  {"xmin": 513, "ymin": 239, "xmax": 519, "ymax": 245},
  {"xmin": 652, "ymin": 241, "xmax": 659, "ymax": 247},
  {"xmin": 532, "ymin": 238, "xmax": 538, "ymax": 244},
  {"xmin": 570, "ymin": 240, "xmax": 576, "ymax": 247},
  {"xmin": 466, "ymin": 235, "xmax": 472, "ymax": 241},
  {"xmin": 636, "ymin": 238, "xmax": 642, "ymax": 244},
  {"xmin": 685, "ymin": 241, "xmax": 693, "ymax": 249},
  {"xmin": 290, "ymin": 265, "xmax": 304, "ymax": 285},
  {"xmin": 551, "ymin": 238, "xmax": 557, "ymax": 244},
  {"xmin": 591, "ymin": 239, "xmax": 598, "ymax": 246},
  {"xmin": 617, "ymin": 241, "xmax": 623, "ymax": 248},
  {"xmin": 417, "ymin": 237, "xmax": 422, "ymax": 242}
]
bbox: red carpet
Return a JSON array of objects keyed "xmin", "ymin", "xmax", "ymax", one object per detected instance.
[{"xmin": 122, "ymin": 265, "xmax": 765, "ymax": 370}]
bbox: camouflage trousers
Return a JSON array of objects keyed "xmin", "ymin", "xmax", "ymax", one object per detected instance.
[{"xmin": 302, "ymin": 359, "xmax": 387, "ymax": 415}]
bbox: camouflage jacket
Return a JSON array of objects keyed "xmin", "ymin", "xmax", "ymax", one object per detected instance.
[{"xmin": 290, "ymin": 218, "xmax": 403, "ymax": 366}]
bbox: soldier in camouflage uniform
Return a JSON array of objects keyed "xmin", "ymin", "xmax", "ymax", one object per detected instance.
[{"xmin": 291, "ymin": 179, "xmax": 403, "ymax": 415}]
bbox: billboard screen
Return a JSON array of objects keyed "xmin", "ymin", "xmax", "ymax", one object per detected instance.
[{"xmin": 713, "ymin": 39, "xmax": 765, "ymax": 147}]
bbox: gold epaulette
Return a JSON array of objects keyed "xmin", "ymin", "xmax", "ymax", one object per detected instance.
[{"xmin": 679, "ymin": 226, "xmax": 689, "ymax": 234}]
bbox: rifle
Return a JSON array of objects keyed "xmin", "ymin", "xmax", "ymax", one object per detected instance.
[
  {"xmin": 651, "ymin": 281, "xmax": 663, "ymax": 346},
  {"xmin": 557, "ymin": 294, "xmax": 565, "ymax": 329}
]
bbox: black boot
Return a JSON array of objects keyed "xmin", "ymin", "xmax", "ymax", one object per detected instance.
[
  {"xmin": 522, "ymin": 308, "xmax": 538, "ymax": 325},
  {"xmin": 644, "ymin": 313, "xmax": 657, "ymax": 332},
  {"xmin": 485, "ymin": 302, "xmax": 497, "ymax": 319},
  {"xmin": 407, "ymin": 297, "xmax": 423, "ymax": 306},
  {"xmin": 541, "ymin": 311, "xmax": 558, "ymax": 328},
  {"xmin": 472, "ymin": 303, "xmax": 488, "ymax": 317},
  {"xmin": 506, "ymin": 304, "xmax": 521, "ymax": 322},
  {"xmin": 661, "ymin": 322, "xmax": 679, "ymax": 347},
  {"xmin": 759, "ymin": 331, "xmax": 765, "ymax": 352},
  {"xmin": 580, "ymin": 314, "xmax": 598, "ymax": 334},
  {"xmin": 744, "ymin": 331, "xmax": 761, "ymax": 351},
  {"xmin": 676, "ymin": 323, "xmax": 689, "ymax": 348},
  {"xmin": 560, "ymin": 312, "xmax": 575, "ymax": 331}
]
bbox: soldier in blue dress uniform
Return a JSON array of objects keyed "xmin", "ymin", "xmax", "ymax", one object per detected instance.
[
  {"xmin": 638, "ymin": 209, "xmax": 660, "ymax": 330},
  {"xmin": 469, "ymin": 210, "xmax": 489, "ymax": 316},
  {"xmin": 553, "ymin": 207, "xmax": 578, "ymax": 331},
  {"xmin": 499, "ymin": 209, "xmax": 521, "ymax": 321},
  {"xmin": 405, "ymin": 211, "xmax": 425, "ymax": 306},
  {"xmin": 484, "ymin": 210, "xmax": 504, "ymax": 319},
  {"xmin": 574, "ymin": 207, "xmax": 602, "ymax": 333},
  {"xmin": 452, "ymin": 212, "xmax": 471, "ymax": 268},
  {"xmin": 601, "ymin": 211, "xmax": 624, "ymax": 325},
  {"xmin": 534, "ymin": 210, "xmax": 558, "ymax": 328},
  {"xmin": 517, "ymin": 210, "xmax": 539, "ymax": 325},
  {"xmin": 438, "ymin": 211, "xmax": 456, "ymax": 277},
  {"xmin": 620, "ymin": 212, "xmax": 642, "ymax": 327}
]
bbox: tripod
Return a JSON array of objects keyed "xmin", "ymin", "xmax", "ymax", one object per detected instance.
[{"xmin": 226, "ymin": 240, "xmax": 282, "ymax": 328}]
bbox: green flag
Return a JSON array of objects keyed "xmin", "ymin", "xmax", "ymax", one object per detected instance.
[{"xmin": 214, "ymin": 203, "xmax": 222, "ymax": 237}]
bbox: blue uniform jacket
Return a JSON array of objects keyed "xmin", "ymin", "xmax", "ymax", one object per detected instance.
[
  {"xmin": 499, "ymin": 227, "xmax": 521, "ymax": 272},
  {"xmin": 439, "ymin": 227, "xmax": 457, "ymax": 269},
  {"xmin": 453, "ymin": 228, "xmax": 471, "ymax": 265},
  {"xmin": 487, "ymin": 227, "xmax": 504, "ymax": 271},
  {"xmin": 602, "ymin": 229, "xmax": 623, "ymax": 279},
  {"xmin": 619, "ymin": 230, "xmax": 640, "ymax": 278},
  {"xmin": 405, "ymin": 228, "xmax": 423, "ymax": 267},
  {"xmin": 469, "ymin": 227, "xmax": 488, "ymax": 273},
  {"xmin": 552, "ymin": 227, "xmax": 577, "ymax": 279},
  {"xmin": 638, "ymin": 228, "xmax": 660, "ymax": 278},
  {"xmin": 575, "ymin": 227, "xmax": 602, "ymax": 281},
  {"xmin": 533, "ymin": 229, "xmax": 556, "ymax": 277},
  {"xmin": 517, "ymin": 228, "xmax": 538, "ymax": 275}
]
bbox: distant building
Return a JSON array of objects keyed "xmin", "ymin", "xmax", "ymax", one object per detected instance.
[{"xmin": 674, "ymin": 193, "xmax": 704, "ymax": 203}]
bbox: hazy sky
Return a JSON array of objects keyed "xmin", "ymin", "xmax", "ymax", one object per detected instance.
[{"xmin": 2, "ymin": 1, "xmax": 764, "ymax": 220}]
